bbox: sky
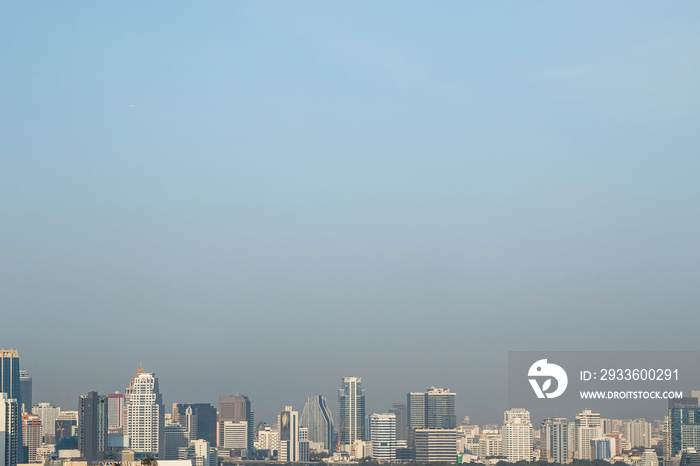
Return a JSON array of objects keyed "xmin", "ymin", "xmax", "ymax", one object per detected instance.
[{"xmin": 1, "ymin": 1, "xmax": 700, "ymax": 426}]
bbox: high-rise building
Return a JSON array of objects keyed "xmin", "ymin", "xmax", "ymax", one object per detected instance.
[
  {"xmin": 641, "ymin": 449, "xmax": 659, "ymax": 466},
  {"xmin": 389, "ymin": 403, "xmax": 407, "ymax": 441},
  {"xmin": 575, "ymin": 409, "xmax": 602, "ymax": 460},
  {"xmin": 541, "ymin": 418, "xmax": 570, "ymax": 464},
  {"xmin": 218, "ymin": 396, "xmax": 253, "ymax": 451},
  {"xmin": 107, "ymin": 392, "xmax": 124, "ymax": 433},
  {"xmin": 254, "ymin": 426, "xmax": 279, "ymax": 453},
  {"xmin": 478, "ymin": 431, "xmax": 502, "ymax": 460},
  {"xmin": 278, "ymin": 406, "xmax": 299, "ymax": 462},
  {"xmin": 667, "ymin": 397, "xmax": 700, "ymax": 459},
  {"xmin": 123, "ymin": 364, "xmax": 147, "ymax": 436},
  {"xmin": 406, "ymin": 388, "xmax": 456, "ymax": 430},
  {"xmin": 220, "ymin": 421, "xmax": 247, "ymax": 450},
  {"xmin": 414, "ymin": 428, "xmax": 458, "ymax": 463},
  {"xmin": 299, "ymin": 427, "xmax": 310, "ymax": 462},
  {"xmin": 300, "ymin": 395, "xmax": 334, "ymax": 453},
  {"xmin": 18, "ymin": 372, "xmax": 31, "ymax": 416},
  {"xmin": 173, "ymin": 404, "xmax": 216, "ymax": 446},
  {"xmin": 21, "ymin": 414, "xmax": 40, "ymax": 463},
  {"xmin": 78, "ymin": 391, "xmax": 108, "ymax": 461},
  {"xmin": 623, "ymin": 419, "xmax": 652, "ymax": 449},
  {"xmin": 502, "ymin": 409, "xmax": 533, "ymax": 462},
  {"xmin": 126, "ymin": 371, "xmax": 165, "ymax": 459},
  {"xmin": 590, "ymin": 437, "xmax": 615, "ymax": 460},
  {"xmin": 31, "ymin": 403, "xmax": 59, "ymax": 441},
  {"xmin": 370, "ymin": 413, "xmax": 396, "ymax": 461},
  {"xmin": 0, "ymin": 350, "xmax": 22, "ymax": 464},
  {"xmin": 164, "ymin": 423, "xmax": 188, "ymax": 460},
  {"xmin": 339, "ymin": 377, "xmax": 365, "ymax": 447},
  {"xmin": 1, "ymin": 393, "xmax": 19, "ymax": 466}
]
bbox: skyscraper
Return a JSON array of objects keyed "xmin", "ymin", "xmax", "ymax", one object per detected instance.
[
  {"xmin": 575, "ymin": 409, "xmax": 602, "ymax": 460},
  {"xmin": 107, "ymin": 392, "xmax": 124, "ymax": 434},
  {"xmin": 407, "ymin": 388, "xmax": 456, "ymax": 430},
  {"xmin": 218, "ymin": 396, "xmax": 253, "ymax": 451},
  {"xmin": 502, "ymin": 409, "xmax": 533, "ymax": 462},
  {"xmin": 31, "ymin": 403, "xmax": 59, "ymax": 441},
  {"xmin": 1, "ymin": 393, "xmax": 19, "ymax": 466},
  {"xmin": 407, "ymin": 392, "xmax": 426, "ymax": 430},
  {"xmin": 278, "ymin": 406, "xmax": 299, "ymax": 462},
  {"xmin": 541, "ymin": 418, "xmax": 570, "ymax": 464},
  {"xmin": 338, "ymin": 377, "xmax": 365, "ymax": 447},
  {"xmin": 370, "ymin": 413, "xmax": 396, "ymax": 461},
  {"xmin": 388, "ymin": 403, "xmax": 407, "ymax": 441},
  {"xmin": 21, "ymin": 414, "xmax": 40, "ymax": 463},
  {"xmin": 18, "ymin": 372, "xmax": 31, "ymax": 415},
  {"xmin": 126, "ymin": 371, "xmax": 165, "ymax": 459},
  {"xmin": 667, "ymin": 397, "xmax": 700, "ymax": 459},
  {"xmin": 173, "ymin": 404, "xmax": 217, "ymax": 446},
  {"xmin": 1, "ymin": 350, "xmax": 22, "ymax": 464},
  {"xmin": 300, "ymin": 395, "xmax": 334, "ymax": 453},
  {"xmin": 79, "ymin": 391, "xmax": 108, "ymax": 461}
]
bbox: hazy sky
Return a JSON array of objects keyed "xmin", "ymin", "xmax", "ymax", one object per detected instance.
[{"xmin": 1, "ymin": 1, "xmax": 699, "ymax": 425}]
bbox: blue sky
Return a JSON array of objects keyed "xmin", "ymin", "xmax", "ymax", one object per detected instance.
[{"xmin": 1, "ymin": 1, "xmax": 699, "ymax": 424}]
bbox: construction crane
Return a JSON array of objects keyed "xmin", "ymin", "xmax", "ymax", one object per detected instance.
[{"xmin": 56, "ymin": 390, "xmax": 70, "ymax": 439}]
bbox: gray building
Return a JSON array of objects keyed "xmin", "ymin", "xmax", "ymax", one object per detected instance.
[
  {"xmin": 218, "ymin": 395, "xmax": 253, "ymax": 451},
  {"xmin": 79, "ymin": 391, "xmax": 108, "ymax": 461},
  {"xmin": 389, "ymin": 403, "xmax": 407, "ymax": 441},
  {"xmin": 300, "ymin": 395, "xmax": 334, "ymax": 452}
]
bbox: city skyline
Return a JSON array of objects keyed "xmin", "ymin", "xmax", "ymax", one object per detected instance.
[{"xmin": 2, "ymin": 0, "xmax": 700, "ymax": 441}]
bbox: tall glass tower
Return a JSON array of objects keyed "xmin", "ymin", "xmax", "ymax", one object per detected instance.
[
  {"xmin": 338, "ymin": 377, "xmax": 365, "ymax": 447},
  {"xmin": 1, "ymin": 349, "xmax": 22, "ymax": 463}
]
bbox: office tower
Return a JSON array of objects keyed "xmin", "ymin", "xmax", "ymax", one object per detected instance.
[
  {"xmin": 107, "ymin": 393, "xmax": 124, "ymax": 433},
  {"xmin": 31, "ymin": 403, "xmax": 59, "ymax": 441},
  {"xmin": 18, "ymin": 372, "xmax": 31, "ymax": 415},
  {"xmin": 407, "ymin": 392, "xmax": 426, "ymax": 429},
  {"xmin": 623, "ymin": 419, "xmax": 652, "ymax": 448},
  {"xmin": 220, "ymin": 421, "xmax": 247, "ymax": 450},
  {"xmin": 78, "ymin": 391, "xmax": 108, "ymax": 461},
  {"xmin": 278, "ymin": 406, "xmax": 299, "ymax": 462},
  {"xmin": 414, "ymin": 428, "xmax": 458, "ymax": 462},
  {"xmin": 300, "ymin": 395, "xmax": 334, "ymax": 452},
  {"xmin": 407, "ymin": 388, "xmax": 456, "ymax": 430},
  {"xmin": 126, "ymin": 371, "xmax": 165, "ymax": 458},
  {"xmin": 173, "ymin": 404, "xmax": 216, "ymax": 446},
  {"xmin": 389, "ymin": 403, "xmax": 407, "ymax": 441},
  {"xmin": 339, "ymin": 377, "xmax": 365, "ymax": 447},
  {"xmin": 667, "ymin": 397, "xmax": 700, "ymax": 459},
  {"xmin": 1, "ymin": 393, "xmax": 19, "ymax": 466},
  {"xmin": 502, "ymin": 409, "xmax": 533, "ymax": 462},
  {"xmin": 299, "ymin": 427, "xmax": 309, "ymax": 462},
  {"xmin": 164, "ymin": 424, "xmax": 188, "ymax": 460},
  {"xmin": 370, "ymin": 413, "xmax": 396, "ymax": 461},
  {"xmin": 0, "ymin": 350, "xmax": 21, "ymax": 464},
  {"xmin": 21, "ymin": 414, "xmax": 40, "ymax": 463},
  {"xmin": 255, "ymin": 426, "xmax": 279, "ymax": 452},
  {"xmin": 123, "ymin": 364, "xmax": 147, "ymax": 436},
  {"xmin": 541, "ymin": 418, "xmax": 570, "ymax": 464},
  {"xmin": 575, "ymin": 409, "xmax": 602, "ymax": 460},
  {"xmin": 218, "ymin": 396, "xmax": 253, "ymax": 451}
]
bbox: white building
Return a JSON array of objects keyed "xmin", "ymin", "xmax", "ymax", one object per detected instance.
[
  {"xmin": 415, "ymin": 429, "xmax": 458, "ymax": 463},
  {"xmin": 254, "ymin": 426, "xmax": 279, "ymax": 453},
  {"xmin": 623, "ymin": 419, "xmax": 652, "ymax": 448},
  {"xmin": 503, "ymin": 409, "xmax": 533, "ymax": 462},
  {"xmin": 1, "ymin": 393, "xmax": 19, "ymax": 466},
  {"xmin": 126, "ymin": 372, "xmax": 165, "ymax": 458},
  {"xmin": 278, "ymin": 406, "xmax": 299, "ymax": 462},
  {"xmin": 575, "ymin": 410, "xmax": 602, "ymax": 460},
  {"xmin": 370, "ymin": 413, "xmax": 397, "ymax": 461},
  {"xmin": 339, "ymin": 377, "xmax": 365, "ymax": 447},
  {"xmin": 220, "ymin": 421, "xmax": 247, "ymax": 450},
  {"xmin": 640, "ymin": 449, "xmax": 659, "ymax": 466},
  {"xmin": 32, "ymin": 403, "xmax": 60, "ymax": 440},
  {"xmin": 478, "ymin": 431, "xmax": 502, "ymax": 460}
]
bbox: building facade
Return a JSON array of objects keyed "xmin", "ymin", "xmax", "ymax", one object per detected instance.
[
  {"xmin": 300, "ymin": 395, "xmax": 334, "ymax": 453},
  {"xmin": 78, "ymin": 391, "xmax": 108, "ymax": 461},
  {"xmin": 21, "ymin": 414, "xmax": 40, "ymax": 463},
  {"xmin": 502, "ymin": 409, "xmax": 533, "ymax": 462},
  {"xmin": 278, "ymin": 406, "xmax": 299, "ymax": 462},
  {"xmin": 370, "ymin": 413, "xmax": 396, "ymax": 461},
  {"xmin": 218, "ymin": 396, "xmax": 253, "ymax": 451},
  {"xmin": 339, "ymin": 377, "xmax": 365, "ymax": 447},
  {"xmin": 1, "ymin": 393, "xmax": 19, "ymax": 466},
  {"xmin": 126, "ymin": 372, "xmax": 165, "ymax": 458},
  {"xmin": 541, "ymin": 418, "xmax": 570, "ymax": 464}
]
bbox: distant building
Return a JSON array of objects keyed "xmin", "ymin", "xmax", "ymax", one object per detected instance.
[
  {"xmin": 339, "ymin": 377, "xmax": 365, "ymax": 448},
  {"xmin": 254, "ymin": 425, "xmax": 279, "ymax": 453},
  {"xmin": 389, "ymin": 403, "xmax": 408, "ymax": 441},
  {"xmin": 406, "ymin": 388, "xmax": 456, "ymax": 430},
  {"xmin": 107, "ymin": 392, "xmax": 124, "ymax": 433},
  {"xmin": 414, "ymin": 428, "xmax": 457, "ymax": 462},
  {"xmin": 1, "ymin": 350, "xmax": 22, "ymax": 464},
  {"xmin": 218, "ymin": 396, "xmax": 253, "ymax": 451},
  {"xmin": 220, "ymin": 421, "xmax": 247, "ymax": 450},
  {"xmin": 79, "ymin": 391, "xmax": 108, "ymax": 461},
  {"xmin": 575, "ymin": 409, "xmax": 602, "ymax": 460},
  {"xmin": 502, "ymin": 409, "xmax": 533, "ymax": 462},
  {"xmin": 22, "ymin": 414, "xmax": 41, "ymax": 463},
  {"xmin": 541, "ymin": 418, "xmax": 570, "ymax": 464},
  {"xmin": 31, "ymin": 403, "xmax": 59, "ymax": 441},
  {"xmin": 1, "ymin": 393, "xmax": 19, "ymax": 466},
  {"xmin": 173, "ymin": 403, "xmax": 216, "ymax": 446},
  {"xmin": 278, "ymin": 406, "xmax": 299, "ymax": 462},
  {"xmin": 300, "ymin": 395, "xmax": 334, "ymax": 453},
  {"xmin": 590, "ymin": 437, "xmax": 615, "ymax": 460},
  {"xmin": 126, "ymin": 371, "xmax": 165, "ymax": 458},
  {"xmin": 18, "ymin": 371, "xmax": 31, "ymax": 415},
  {"xmin": 623, "ymin": 419, "xmax": 652, "ymax": 449},
  {"xmin": 370, "ymin": 413, "xmax": 396, "ymax": 461},
  {"xmin": 641, "ymin": 449, "xmax": 659, "ymax": 466},
  {"xmin": 164, "ymin": 423, "xmax": 188, "ymax": 460}
]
